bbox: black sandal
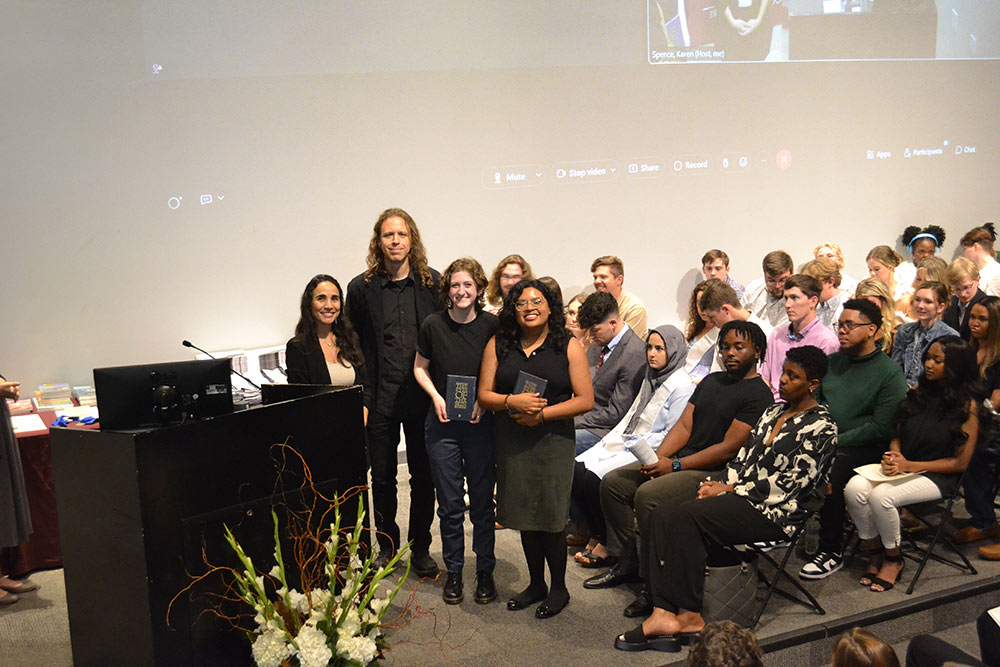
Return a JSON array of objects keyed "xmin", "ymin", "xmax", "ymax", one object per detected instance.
[
  {"xmin": 614, "ymin": 625, "xmax": 682, "ymax": 653},
  {"xmin": 859, "ymin": 548, "xmax": 884, "ymax": 587},
  {"xmin": 870, "ymin": 552, "xmax": 905, "ymax": 592}
]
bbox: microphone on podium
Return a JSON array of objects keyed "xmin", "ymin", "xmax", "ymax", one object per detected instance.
[{"xmin": 182, "ymin": 339, "xmax": 262, "ymax": 390}]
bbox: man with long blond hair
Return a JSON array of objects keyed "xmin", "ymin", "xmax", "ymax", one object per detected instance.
[{"xmin": 346, "ymin": 208, "xmax": 442, "ymax": 576}]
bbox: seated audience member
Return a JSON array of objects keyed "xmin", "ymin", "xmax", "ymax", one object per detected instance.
[
  {"xmin": 944, "ymin": 257, "xmax": 988, "ymax": 340},
  {"xmin": 484, "ymin": 254, "xmax": 533, "ymax": 314},
  {"xmin": 898, "ymin": 255, "xmax": 949, "ymax": 319},
  {"xmin": 700, "ymin": 249, "xmax": 746, "ymax": 302},
  {"xmin": 814, "ymin": 242, "xmax": 859, "ymax": 295},
  {"xmin": 536, "ymin": 275, "xmax": 562, "ymax": 305},
  {"xmin": 683, "ymin": 280, "xmax": 719, "ymax": 382},
  {"xmin": 848, "ymin": 336, "xmax": 981, "ymax": 592},
  {"xmin": 896, "ymin": 225, "xmax": 947, "ymax": 293},
  {"xmin": 954, "ymin": 296, "xmax": 1000, "ymax": 550},
  {"xmin": 699, "ymin": 279, "xmax": 775, "ymax": 339},
  {"xmin": 592, "ymin": 255, "xmax": 648, "ymax": 339},
  {"xmin": 614, "ymin": 346, "xmax": 836, "ymax": 652},
  {"xmin": 905, "ymin": 608, "xmax": 1000, "ymax": 667},
  {"xmin": 866, "ymin": 245, "xmax": 906, "ymax": 302},
  {"xmin": 742, "ymin": 250, "xmax": 794, "ymax": 328},
  {"xmin": 891, "ymin": 281, "xmax": 959, "ymax": 387},
  {"xmin": 413, "ymin": 258, "xmax": 500, "ymax": 604},
  {"xmin": 802, "ymin": 257, "xmax": 848, "ymax": 330},
  {"xmin": 685, "ymin": 621, "xmax": 764, "ymax": 667},
  {"xmin": 285, "ymin": 274, "xmax": 368, "ymax": 419},
  {"xmin": 834, "ymin": 628, "xmax": 901, "ymax": 667},
  {"xmin": 855, "ymin": 277, "xmax": 902, "ymax": 354},
  {"xmin": 565, "ymin": 293, "xmax": 590, "ymax": 347},
  {"xmin": 961, "ymin": 222, "xmax": 1000, "ymax": 296},
  {"xmin": 759, "ymin": 274, "xmax": 839, "ymax": 400},
  {"xmin": 588, "ymin": 322, "xmax": 772, "ymax": 611},
  {"xmin": 573, "ymin": 292, "xmax": 647, "ymax": 455},
  {"xmin": 799, "ymin": 299, "xmax": 907, "ymax": 580},
  {"xmin": 572, "ymin": 326, "xmax": 695, "ymax": 568}
]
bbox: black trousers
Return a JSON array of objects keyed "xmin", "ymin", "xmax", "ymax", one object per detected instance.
[
  {"xmin": 905, "ymin": 610, "xmax": 999, "ymax": 667},
  {"xmin": 571, "ymin": 462, "xmax": 606, "ymax": 542},
  {"xmin": 646, "ymin": 494, "xmax": 786, "ymax": 613},
  {"xmin": 818, "ymin": 446, "xmax": 881, "ymax": 555},
  {"xmin": 368, "ymin": 409, "xmax": 436, "ymax": 554}
]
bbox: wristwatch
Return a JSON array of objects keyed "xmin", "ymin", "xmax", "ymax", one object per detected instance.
[{"xmin": 672, "ymin": 457, "xmax": 682, "ymax": 472}]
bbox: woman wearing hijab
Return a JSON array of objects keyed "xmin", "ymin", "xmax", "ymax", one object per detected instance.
[{"xmin": 571, "ymin": 325, "xmax": 696, "ymax": 568}]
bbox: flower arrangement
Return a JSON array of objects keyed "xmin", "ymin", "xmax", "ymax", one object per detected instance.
[{"xmin": 170, "ymin": 445, "xmax": 411, "ymax": 667}]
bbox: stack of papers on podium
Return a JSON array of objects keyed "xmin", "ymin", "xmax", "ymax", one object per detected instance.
[
  {"xmin": 72, "ymin": 385, "xmax": 97, "ymax": 406},
  {"xmin": 6, "ymin": 399, "xmax": 33, "ymax": 415}
]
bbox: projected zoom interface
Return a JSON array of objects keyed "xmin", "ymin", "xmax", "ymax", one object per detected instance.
[{"xmin": 647, "ymin": 0, "xmax": 1000, "ymax": 63}]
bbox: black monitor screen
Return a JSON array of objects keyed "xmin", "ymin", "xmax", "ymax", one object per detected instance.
[{"xmin": 94, "ymin": 359, "xmax": 233, "ymax": 431}]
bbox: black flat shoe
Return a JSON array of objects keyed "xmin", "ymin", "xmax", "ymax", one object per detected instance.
[
  {"xmin": 443, "ymin": 572, "xmax": 463, "ymax": 605},
  {"xmin": 474, "ymin": 572, "xmax": 496, "ymax": 604},
  {"xmin": 507, "ymin": 584, "xmax": 547, "ymax": 611},
  {"xmin": 583, "ymin": 563, "xmax": 638, "ymax": 590},
  {"xmin": 410, "ymin": 551, "xmax": 440, "ymax": 578},
  {"xmin": 614, "ymin": 625, "xmax": 681, "ymax": 653},
  {"xmin": 535, "ymin": 589, "xmax": 569, "ymax": 619},
  {"xmin": 623, "ymin": 588, "xmax": 653, "ymax": 618}
]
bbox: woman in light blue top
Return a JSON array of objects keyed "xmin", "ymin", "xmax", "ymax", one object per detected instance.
[{"xmin": 891, "ymin": 281, "xmax": 958, "ymax": 387}]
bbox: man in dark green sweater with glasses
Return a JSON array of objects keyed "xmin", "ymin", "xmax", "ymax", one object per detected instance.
[{"xmin": 799, "ymin": 298, "xmax": 907, "ymax": 579}]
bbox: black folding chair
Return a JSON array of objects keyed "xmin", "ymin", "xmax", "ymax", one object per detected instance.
[
  {"xmin": 746, "ymin": 507, "xmax": 825, "ymax": 629},
  {"xmin": 902, "ymin": 467, "xmax": 978, "ymax": 595}
]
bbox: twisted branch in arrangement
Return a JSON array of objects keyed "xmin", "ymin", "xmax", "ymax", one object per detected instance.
[{"xmin": 166, "ymin": 440, "xmax": 402, "ymax": 635}]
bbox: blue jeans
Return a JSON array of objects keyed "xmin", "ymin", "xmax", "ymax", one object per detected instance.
[
  {"xmin": 425, "ymin": 413, "xmax": 496, "ymax": 574},
  {"xmin": 574, "ymin": 428, "xmax": 602, "ymax": 456}
]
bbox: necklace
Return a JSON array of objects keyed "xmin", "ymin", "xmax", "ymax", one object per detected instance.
[{"xmin": 322, "ymin": 334, "xmax": 336, "ymax": 348}]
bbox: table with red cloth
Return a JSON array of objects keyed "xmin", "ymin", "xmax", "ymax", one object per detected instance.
[{"xmin": 1, "ymin": 410, "xmax": 93, "ymax": 577}]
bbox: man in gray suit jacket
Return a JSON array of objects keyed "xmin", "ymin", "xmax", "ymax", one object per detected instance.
[{"xmin": 574, "ymin": 292, "xmax": 648, "ymax": 456}]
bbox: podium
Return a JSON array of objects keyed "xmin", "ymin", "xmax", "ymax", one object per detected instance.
[{"xmin": 50, "ymin": 387, "xmax": 368, "ymax": 667}]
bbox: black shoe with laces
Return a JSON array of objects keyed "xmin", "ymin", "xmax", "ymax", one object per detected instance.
[
  {"xmin": 474, "ymin": 572, "xmax": 496, "ymax": 604},
  {"xmin": 443, "ymin": 572, "xmax": 463, "ymax": 604},
  {"xmin": 411, "ymin": 551, "xmax": 440, "ymax": 578}
]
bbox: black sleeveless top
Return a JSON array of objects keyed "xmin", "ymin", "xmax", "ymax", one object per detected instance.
[
  {"xmin": 898, "ymin": 392, "xmax": 965, "ymax": 495},
  {"xmin": 495, "ymin": 335, "xmax": 573, "ymax": 407}
]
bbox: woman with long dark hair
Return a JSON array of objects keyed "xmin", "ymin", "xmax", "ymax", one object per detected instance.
[
  {"xmin": 846, "ymin": 336, "xmax": 983, "ymax": 592},
  {"xmin": 478, "ymin": 279, "xmax": 593, "ymax": 619},
  {"xmin": 285, "ymin": 274, "xmax": 367, "ymax": 418},
  {"xmin": 683, "ymin": 280, "xmax": 718, "ymax": 382}
]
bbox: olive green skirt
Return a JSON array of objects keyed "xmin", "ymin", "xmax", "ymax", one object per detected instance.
[{"xmin": 494, "ymin": 412, "xmax": 575, "ymax": 533}]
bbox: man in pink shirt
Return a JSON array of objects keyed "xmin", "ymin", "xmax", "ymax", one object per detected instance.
[{"xmin": 760, "ymin": 274, "xmax": 840, "ymax": 400}]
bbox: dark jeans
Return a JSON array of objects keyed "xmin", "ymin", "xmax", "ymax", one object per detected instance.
[
  {"xmin": 600, "ymin": 462, "xmax": 709, "ymax": 576},
  {"xmin": 571, "ymin": 462, "xmax": 606, "ymax": 542},
  {"xmin": 818, "ymin": 446, "xmax": 881, "ymax": 555},
  {"xmin": 963, "ymin": 446, "xmax": 999, "ymax": 530},
  {"xmin": 646, "ymin": 494, "xmax": 786, "ymax": 614},
  {"xmin": 425, "ymin": 413, "xmax": 496, "ymax": 574},
  {"xmin": 368, "ymin": 409, "xmax": 436, "ymax": 555}
]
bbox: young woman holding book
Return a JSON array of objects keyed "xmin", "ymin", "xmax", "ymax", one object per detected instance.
[{"xmin": 478, "ymin": 279, "xmax": 593, "ymax": 619}]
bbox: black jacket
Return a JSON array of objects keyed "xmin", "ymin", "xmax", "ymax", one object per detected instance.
[
  {"xmin": 346, "ymin": 267, "xmax": 442, "ymax": 410},
  {"xmin": 942, "ymin": 289, "xmax": 987, "ymax": 341},
  {"xmin": 284, "ymin": 337, "xmax": 366, "ymax": 396}
]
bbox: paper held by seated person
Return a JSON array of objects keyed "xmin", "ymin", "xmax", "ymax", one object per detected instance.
[
  {"xmin": 854, "ymin": 462, "xmax": 918, "ymax": 484},
  {"xmin": 625, "ymin": 437, "xmax": 659, "ymax": 466}
]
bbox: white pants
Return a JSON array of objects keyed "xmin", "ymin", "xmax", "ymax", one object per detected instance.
[{"xmin": 844, "ymin": 474, "xmax": 942, "ymax": 549}]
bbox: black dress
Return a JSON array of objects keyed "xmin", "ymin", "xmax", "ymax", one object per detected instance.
[
  {"xmin": 493, "ymin": 335, "xmax": 575, "ymax": 532},
  {"xmin": 0, "ymin": 398, "xmax": 32, "ymax": 547},
  {"xmin": 898, "ymin": 392, "xmax": 965, "ymax": 496}
]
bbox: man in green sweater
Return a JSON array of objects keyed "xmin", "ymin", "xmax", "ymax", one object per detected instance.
[{"xmin": 799, "ymin": 298, "xmax": 907, "ymax": 579}]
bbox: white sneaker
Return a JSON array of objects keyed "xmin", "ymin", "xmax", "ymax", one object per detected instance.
[
  {"xmin": 798, "ymin": 551, "xmax": 843, "ymax": 580},
  {"xmin": 750, "ymin": 540, "xmax": 791, "ymax": 553}
]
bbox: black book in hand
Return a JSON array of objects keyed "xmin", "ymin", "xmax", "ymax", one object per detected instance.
[
  {"xmin": 511, "ymin": 371, "xmax": 547, "ymax": 411},
  {"xmin": 446, "ymin": 375, "xmax": 477, "ymax": 421}
]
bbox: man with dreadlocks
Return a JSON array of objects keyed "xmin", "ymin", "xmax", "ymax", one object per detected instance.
[{"xmin": 587, "ymin": 320, "xmax": 773, "ymax": 618}]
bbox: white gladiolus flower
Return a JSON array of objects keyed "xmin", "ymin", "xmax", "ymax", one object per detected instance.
[
  {"xmin": 268, "ymin": 565, "xmax": 281, "ymax": 578},
  {"xmin": 250, "ymin": 629, "xmax": 293, "ymax": 667},
  {"xmin": 340, "ymin": 608, "xmax": 361, "ymax": 637},
  {"xmin": 295, "ymin": 622, "xmax": 333, "ymax": 667},
  {"xmin": 336, "ymin": 635, "xmax": 378, "ymax": 665},
  {"xmin": 288, "ymin": 589, "xmax": 310, "ymax": 614}
]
